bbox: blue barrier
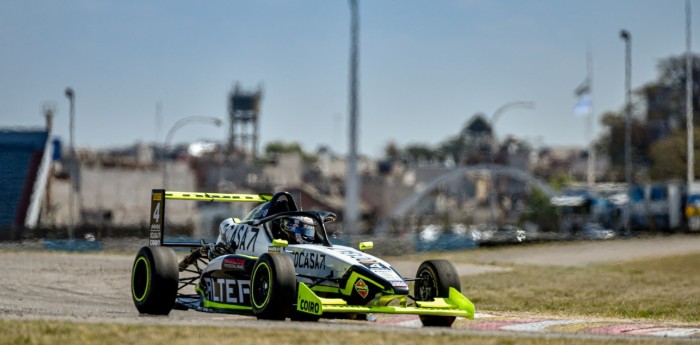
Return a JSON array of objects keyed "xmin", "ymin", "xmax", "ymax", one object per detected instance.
[
  {"xmin": 414, "ymin": 233, "xmax": 478, "ymax": 252},
  {"xmin": 44, "ymin": 239, "xmax": 103, "ymax": 252},
  {"xmin": 331, "ymin": 234, "xmax": 478, "ymax": 253}
]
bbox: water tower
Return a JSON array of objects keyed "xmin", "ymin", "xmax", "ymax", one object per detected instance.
[{"xmin": 228, "ymin": 83, "xmax": 263, "ymax": 158}]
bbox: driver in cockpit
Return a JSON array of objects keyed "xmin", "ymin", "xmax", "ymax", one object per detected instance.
[{"xmin": 277, "ymin": 216, "xmax": 316, "ymax": 244}]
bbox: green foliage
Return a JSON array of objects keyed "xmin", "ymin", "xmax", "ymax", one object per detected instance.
[
  {"xmin": 548, "ymin": 173, "xmax": 573, "ymax": 192},
  {"xmin": 437, "ymin": 136, "xmax": 468, "ymax": 164},
  {"xmin": 520, "ymin": 188, "xmax": 559, "ymax": 232},
  {"xmin": 264, "ymin": 141, "xmax": 304, "ymax": 156},
  {"xmin": 263, "ymin": 141, "xmax": 317, "ymax": 163},
  {"xmin": 383, "ymin": 141, "xmax": 401, "ymax": 161},
  {"xmin": 651, "ymin": 54, "xmax": 700, "ymax": 122},
  {"xmin": 597, "ymin": 111, "xmax": 655, "ymax": 181},
  {"xmin": 404, "ymin": 143, "xmax": 438, "ymax": 163},
  {"xmin": 521, "ymin": 175, "xmax": 570, "ymax": 230},
  {"xmin": 381, "ymin": 117, "xmax": 489, "ymax": 165},
  {"xmin": 597, "ymin": 54, "xmax": 700, "ymax": 181},
  {"xmin": 649, "ymin": 128, "xmax": 700, "ymax": 180}
]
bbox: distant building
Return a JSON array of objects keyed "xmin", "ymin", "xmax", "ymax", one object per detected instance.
[{"xmin": 460, "ymin": 114, "xmax": 494, "ymax": 164}]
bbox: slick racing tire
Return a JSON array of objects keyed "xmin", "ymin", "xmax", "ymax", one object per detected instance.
[
  {"xmin": 131, "ymin": 246, "xmax": 179, "ymax": 315},
  {"xmin": 251, "ymin": 253, "xmax": 296, "ymax": 320},
  {"xmin": 415, "ymin": 259, "xmax": 461, "ymax": 327}
]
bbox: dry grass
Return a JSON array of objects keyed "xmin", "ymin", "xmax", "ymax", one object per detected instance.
[
  {"xmin": 0, "ymin": 320, "xmax": 679, "ymax": 345},
  {"xmin": 462, "ymin": 253, "xmax": 700, "ymax": 322}
]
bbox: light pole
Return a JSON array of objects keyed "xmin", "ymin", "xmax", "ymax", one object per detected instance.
[
  {"xmin": 686, "ymin": 0, "xmax": 694, "ymax": 187},
  {"xmin": 64, "ymin": 87, "xmax": 76, "ymax": 242},
  {"xmin": 345, "ymin": 0, "xmax": 361, "ymax": 235},
  {"xmin": 490, "ymin": 101, "xmax": 535, "ymax": 129},
  {"xmin": 163, "ymin": 116, "xmax": 223, "ymax": 189},
  {"xmin": 488, "ymin": 101, "xmax": 535, "ymax": 228},
  {"xmin": 620, "ymin": 29, "xmax": 632, "ymax": 235}
]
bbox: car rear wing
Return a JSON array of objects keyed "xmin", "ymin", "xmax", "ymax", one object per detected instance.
[{"xmin": 149, "ymin": 189, "xmax": 273, "ymax": 248}]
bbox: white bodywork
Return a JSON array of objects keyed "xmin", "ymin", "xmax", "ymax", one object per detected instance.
[{"xmin": 208, "ymin": 217, "xmax": 406, "ymax": 289}]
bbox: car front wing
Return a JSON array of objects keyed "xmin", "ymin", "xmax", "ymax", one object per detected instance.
[{"xmin": 296, "ymin": 282, "xmax": 475, "ymax": 318}]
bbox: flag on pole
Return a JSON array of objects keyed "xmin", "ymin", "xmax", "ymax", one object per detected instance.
[
  {"xmin": 573, "ymin": 78, "xmax": 592, "ymax": 116},
  {"xmin": 573, "ymin": 94, "xmax": 592, "ymax": 116},
  {"xmin": 574, "ymin": 78, "xmax": 590, "ymax": 97}
]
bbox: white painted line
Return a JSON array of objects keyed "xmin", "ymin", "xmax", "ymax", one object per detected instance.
[
  {"xmin": 474, "ymin": 312, "xmax": 495, "ymax": 318},
  {"xmin": 501, "ymin": 320, "xmax": 585, "ymax": 332},
  {"xmin": 648, "ymin": 328, "xmax": 700, "ymax": 337}
]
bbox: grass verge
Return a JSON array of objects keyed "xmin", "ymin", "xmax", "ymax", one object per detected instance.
[
  {"xmin": 462, "ymin": 252, "xmax": 700, "ymax": 322},
  {"xmin": 0, "ymin": 320, "xmax": 682, "ymax": 345}
]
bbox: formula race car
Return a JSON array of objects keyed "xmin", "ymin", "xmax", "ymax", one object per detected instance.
[{"xmin": 131, "ymin": 190, "xmax": 474, "ymax": 327}]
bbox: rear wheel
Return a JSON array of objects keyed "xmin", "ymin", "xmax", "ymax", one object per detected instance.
[
  {"xmin": 415, "ymin": 259, "xmax": 460, "ymax": 327},
  {"xmin": 250, "ymin": 253, "xmax": 296, "ymax": 320},
  {"xmin": 131, "ymin": 246, "xmax": 178, "ymax": 315}
]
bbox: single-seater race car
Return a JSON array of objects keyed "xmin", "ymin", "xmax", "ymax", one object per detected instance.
[{"xmin": 131, "ymin": 189, "xmax": 474, "ymax": 327}]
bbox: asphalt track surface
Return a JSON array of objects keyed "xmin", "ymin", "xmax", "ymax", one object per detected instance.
[{"xmin": 2, "ymin": 235, "xmax": 700, "ymax": 341}]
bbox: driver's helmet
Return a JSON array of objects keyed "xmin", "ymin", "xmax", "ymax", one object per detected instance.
[{"xmin": 280, "ymin": 216, "xmax": 316, "ymax": 244}]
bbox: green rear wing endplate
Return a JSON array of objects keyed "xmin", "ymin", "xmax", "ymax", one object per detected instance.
[
  {"xmin": 296, "ymin": 282, "xmax": 475, "ymax": 319},
  {"xmin": 149, "ymin": 189, "xmax": 273, "ymax": 247}
]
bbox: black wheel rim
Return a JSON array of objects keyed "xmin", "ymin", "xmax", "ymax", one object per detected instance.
[
  {"xmin": 132, "ymin": 256, "xmax": 149, "ymax": 302},
  {"xmin": 417, "ymin": 269, "xmax": 436, "ymax": 301},
  {"xmin": 252, "ymin": 263, "xmax": 271, "ymax": 309}
]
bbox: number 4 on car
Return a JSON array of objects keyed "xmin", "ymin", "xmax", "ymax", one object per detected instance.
[{"xmin": 131, "ymin": 189, "xmax": 475, "ymax": 327}]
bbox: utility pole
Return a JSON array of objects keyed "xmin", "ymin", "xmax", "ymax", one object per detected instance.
[
  {"xmin": 620, "ymin": 30, "xmax": 632, "ymax": 235},
  {"xmin": 586, "ymin": 48, "xmax": 596, "ymax": 187},
  {"xmin": 65, "ymin": 87, "xmax": 77, "ymax": 242},
  {"xmin": 345, "ymin": 0, "xmax": 361, "ymax": 235}
]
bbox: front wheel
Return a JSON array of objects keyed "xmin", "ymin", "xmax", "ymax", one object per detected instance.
[
  {"xmin": 250, "ymin": 253, "xmax": 296, "ymax": 320},
  {"xmin": 415, "ymin": 259, "xmax": 461, "ymax": 327},
  {"xmin": 131, "ymin": 246, "xmax": 179, "ymax": 315}
]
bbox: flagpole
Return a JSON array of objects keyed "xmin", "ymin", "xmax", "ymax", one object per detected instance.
[
  {"xmin": 686, "ymin": 0, "xmax": 694, "ymax": 187},
  {"xmin": 586, "ymin": 47, "xmax": 595, "ymax": 187}
]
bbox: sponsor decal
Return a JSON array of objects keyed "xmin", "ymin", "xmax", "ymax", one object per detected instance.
[
  {"xmin": 149, "ymin": 194, "xmax": 163, "ymax": 247},
  {"xmin": 292, "ymin": 252, "xmax": 326, "ymax": 270},
  {"xmin": 202, "ymin": 277, "xmax": 251, "ymax": 305},
  {"xmin": 370, "ymin": 268, "xmax": 398, "ymax": 277},
  {"xmin": 331, "ymin": 248, "xmax": 374, "ymax": 263},
  {"xmin": 298, "ymin": 299, "xmax": 320, "ymax": 314},
  {"xmin": 268, "ymin": 246, "xmax": 282, "ymax": 253},
  {"xmin": 354, "ymin": 279, "xmax": 369, "ymax": 298},
  {"xmin": 391, "ymin": 280, "xmax": 409, "ymax": 288},
  {"xmin": 222, "ymin": 257, "xmax": 246, "ymax": 270},
  {"xmin": 227, "ymin": 224, "xmax": 259, "ymax": 252},
  {"xmin": 369, "ymin": 267, "xmax": 407, "ymax": 288}
]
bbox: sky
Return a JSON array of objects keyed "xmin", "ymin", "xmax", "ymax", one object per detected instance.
[{"xmin": 1, "ymin": 0, "xmax": 699, "ymax": 158}]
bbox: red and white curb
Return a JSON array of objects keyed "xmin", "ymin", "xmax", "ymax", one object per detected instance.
[
  {"xmin": 499, "ymin": 319, "xmax": 586, "ymax": 332},
  {"xmin": 375, "ymin": 313, "xmax": 700, "ymax": 338}
]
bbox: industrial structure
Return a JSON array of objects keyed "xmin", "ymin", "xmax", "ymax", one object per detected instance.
[{"xmin": 228, "ymin": 83, "xmax": 263, "ymax": 159}]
